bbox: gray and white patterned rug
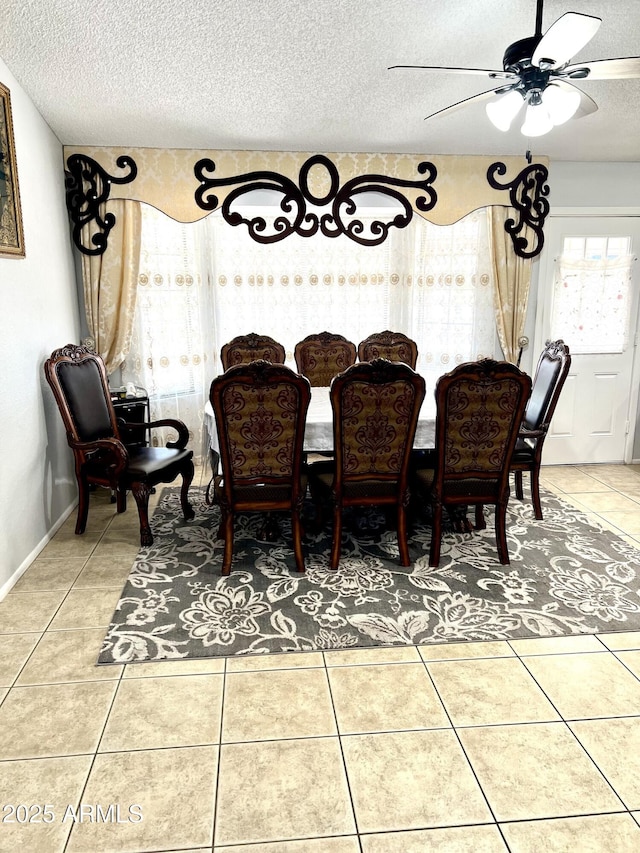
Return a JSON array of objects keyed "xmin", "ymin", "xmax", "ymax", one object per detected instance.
[{"xmin": 98, "ymin": 486, "xmax": 640, "ymax": 664}]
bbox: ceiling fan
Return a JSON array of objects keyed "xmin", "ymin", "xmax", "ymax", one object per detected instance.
[{"xmin": 390, "ymin": 0, "xmax": 640, "ymax": 136}]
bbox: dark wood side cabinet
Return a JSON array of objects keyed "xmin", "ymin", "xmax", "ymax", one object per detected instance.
[{"xmin": 111, "ymin": 396, "xmax": 150, "ymax": 448}]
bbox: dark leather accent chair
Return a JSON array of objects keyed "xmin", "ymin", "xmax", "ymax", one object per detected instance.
[
  {"xmin": 294, "ymin": 332, "xmax": 357, "ymax": 387},
  {"xmin": 512, "ymin": 339, "xmax": 571, "ymax": 519},
  {"xmin": 44, "ymin": 344, "xmax": 194, "ymax": 547},
  {"xmin": 209, "ymin": 360, "xmax": 311, "ymax": 575},
  {"xmin": 220, "ymin": 333, "xmax": 286, "ymax": 371},
  {"xmin": 358, "ymin": 330, "xmax": 418, "ymax": 369},
  {"xmin": 413, "ymin": 359, "xmax": 531, "ymax": 567},
  {"xmin": 308, "ymin": 359, "xmax": 426, "ymax": 569}
]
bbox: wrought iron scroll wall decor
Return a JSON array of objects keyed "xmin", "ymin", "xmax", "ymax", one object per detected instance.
[
  {"xmin": 63, "ymin": 153, "xmax": 549, "ymax": 258},
  {"xmin": 65, "ymin": 154, "xmax": 138, "ymax": 256},
  {"xmin": 194, "ymin": 154, "xmax": 438, "ymax": 247},
  {"xmin": 487, "ymin": 161, "xmax": 550, "ymax": 258}
]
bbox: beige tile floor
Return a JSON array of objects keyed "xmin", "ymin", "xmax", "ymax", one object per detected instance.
[{"xmin": 1, "ymin": 463, "xmax": 640, "ymax": 851}]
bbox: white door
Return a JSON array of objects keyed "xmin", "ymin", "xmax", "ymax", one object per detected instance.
[{"xmin": 535, "ymin": 215, "xmax": 640, "ymax": 465}]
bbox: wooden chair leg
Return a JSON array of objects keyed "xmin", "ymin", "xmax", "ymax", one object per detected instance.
[
  {"xmin": 75, "ymin": 473, "xmax": 90, "ymax": 534},
  {"xmin": 115, "ymin": 486, "xmax": 127, "ymax": 514},
  {"xmin": 514, "ymin": 470, "xmax": 524, "ymax": 500},
  {"xmin": 291, "ymin": 510, "xmax": 305, "ymax": 573},
  {"xmin": 397, "ymin": 504, "xmax": 411, "ymax": 567},
  {"xmin": 180, "ymin": 459, "xmax": 196, "ymax": 521},
  {"xmin": 495, "ymin": 501, "xmax": 510, "ymax": 564},
  {"xmin": 131, "ymin": 482, "xmax": 154, "ymax": 546},
  {"xmin": 221, "ymin": 511, "xmax": 234, "ymax": 575},
  {"xmin": 330, "ymin": 503, "xmax": 342, "ymax": 570},
  {"xmin": 429, "ymin": 503, "xmax": 443, "ymax": 567},
  {"xmin": 475, "ymin": 504, "xmax": 486, "ymax": 530},
  {"xmin": 216, "ymin": 502, "xmax": 229, "ymax": 541},
  {"xmin": 530, "ymin": 466, "xmax": 543, "ymax": 520}
]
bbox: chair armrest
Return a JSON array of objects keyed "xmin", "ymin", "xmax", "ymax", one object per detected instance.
[
  {"xmin": 69, "ymin": 436, "xmax": 129, "ymax": 475},
  {"xmin": 118, "ymin": 418, "xmax": 190, "ymax": 450}
]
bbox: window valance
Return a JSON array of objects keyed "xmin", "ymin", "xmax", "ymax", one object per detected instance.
[{"xmin": 63, "ymin": 146, "xmax": 549, "ymax": 259}]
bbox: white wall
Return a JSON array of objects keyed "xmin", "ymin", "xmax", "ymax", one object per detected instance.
[
  {"xmin": 0, "ymin": 57, "xmax": 80, "ymax": 597},
  {"xmin": 547, "ymin": 162, "xmax": 640, "ymax": 209}
]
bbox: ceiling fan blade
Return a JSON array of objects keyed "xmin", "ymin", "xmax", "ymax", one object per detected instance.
[
  {"xmin": 549, "ymin": 78, "xmax": 598, "ymax": 119},
  {"xmin": 532, "ymin": 12, "xmax": 601, "ymax": 69},
  {"xmin": 424, "ymin": 86, "xmax": 514, "ymax": 121},
  {"xmin": 389, "ymin": 64, "xmax": 517, "ymax": 81},
  {"xmin": 562, "ymin": 56, "xmax": 640, "ymax": 80}
]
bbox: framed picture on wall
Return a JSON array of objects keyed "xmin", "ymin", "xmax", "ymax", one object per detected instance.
[{"xmin": 0, "ymin": 82, "xmax": 25, "ymax": 258}]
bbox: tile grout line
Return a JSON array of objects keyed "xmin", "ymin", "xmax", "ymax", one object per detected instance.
[
  {"xmin": 416, "ymin": 654, "xmax": 507, "ymax": 843},
  {"xmin": 61, "ymin": 653, "xmax": 127, "ymax": 853},
  {"xmin": 515, "ymin": 650, "xmax": 634, "ymax": 817},
  {"xmin": 209, "ymin": 654, "xmax": 229, "ymax": 850},
  {"xmin": 321, "ymin": 649, "xmax": 364, "ymax": 851}
]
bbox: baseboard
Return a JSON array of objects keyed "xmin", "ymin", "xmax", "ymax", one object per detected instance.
[{"xmin": 0, "ymin": 499, "xmax": 78, "ymax": 601}]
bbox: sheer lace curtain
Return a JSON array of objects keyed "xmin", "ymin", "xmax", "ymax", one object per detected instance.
[
  {"xmin": 121, "ymin": 207, "xmax": 217, "ymax": 457},
  {"xmin": 209, "ymin": 206, "xmax": 415, "ymax": 364},
  {"xmin": 208, "ymin": 206, "xmax": 497, "ymax": 396},
  {"xmin": 121, "ymin": 204, "xmax": 499, "ymax": 459},
  {"xmin": 551, "ymin": 254, "xmax": 635, "ymax": 354},
  {"xmin": 404, "ymin": 209, "xmax": 496, "ymax": 392}
]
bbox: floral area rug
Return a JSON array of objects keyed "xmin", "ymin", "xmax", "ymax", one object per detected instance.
[{"xmin": 98, "ymin": 486, "xmax": 640, "ymax": 664}]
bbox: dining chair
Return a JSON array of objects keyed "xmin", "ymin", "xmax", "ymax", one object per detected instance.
[
  {"xmin": 357, "ymin": 330, "xmax": 418, "ymax": 369},
  {"xmin": 308, "ymin": 359, "xmax": 426, "ymax": 569},
  {"xmin": 511, "ymin": 339, "xmax": 571, "ymax": 519},
  {"xmin": 294, "ymin": 331, "xmax": 357, "ymax": 387},
  {"xmin": 44, "ymin": 343, "xmax": 195, "ymax": 547},
  {"xmin": 413, "ymin": 359, "xmax": 531, "ymax": 567},
  {"xmin": 209, "ymin": 360, "xmax": 311, "ymax": 575},
  {"xmin": 220, "ymin": 333, "xmax": 286, "ymax": 370}
]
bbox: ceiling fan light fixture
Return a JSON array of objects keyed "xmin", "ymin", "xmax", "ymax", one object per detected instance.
[
  {"xmin": 486, "ymin": 89, "xmax": 525, "ymax": 131},
  {"xmin": 520, "ymin": 100, "xmax": 554, "ymax": 136},
  {"xmin": 393, "ymin": 1, "xmax": 640, "ymax": 137},
  {"xmin": 542, "ymin": 83, "xmax": 581, "ymax": 125}
]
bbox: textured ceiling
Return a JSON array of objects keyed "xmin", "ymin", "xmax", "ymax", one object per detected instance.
[{"xmin": 1, "ymin": 0, "xmax": 640, "ymax": 160}]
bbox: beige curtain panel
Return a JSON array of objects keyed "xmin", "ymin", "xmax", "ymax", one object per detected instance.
[
  {"xmin": 81, "ymin": 200, "xmax": 141, "ymax": 374},
  {"xmin": 488, "ymin": 206, "xmax": 534, "ymax": 364}
]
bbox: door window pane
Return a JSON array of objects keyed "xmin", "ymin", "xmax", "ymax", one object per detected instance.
[{"xmin": 551, "ymin": 235, "xmax": 634, "ymax": 354}]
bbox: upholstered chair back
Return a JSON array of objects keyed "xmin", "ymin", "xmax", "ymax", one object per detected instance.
[
  {"xmin": 434, "ymin": 359, "xmax": 531, "ymax": 482},
  {"xmin": 331, "ymin": 359, "xmax": 426, "ymax": 482},
  {"xmin": 294, "ymin": 332, "xmax": 357, "ymax": 387},
  {"xmin": 522, "ymin": 339, "xmax": 571, "ymax": 432},
  {"xmin": 45, "ymin": 344, "xmax": 118, "ymax": 445},
  {"xmin": 211, "ymin": 360, "xmax": 310, "ymax": 485},
  {"xmin": 358, "ymin": 331, "xmax": 418, "ymax": 369},
  {"xmin": 220, "ymin": 333, "xmax": 286, "ymax": 371}
]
